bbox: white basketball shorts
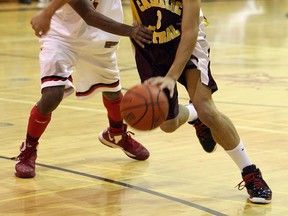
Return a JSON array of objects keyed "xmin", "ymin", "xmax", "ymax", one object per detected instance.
[{"xmin": 39, "ymin": 39, "xmax": 122, "ymax": 99}]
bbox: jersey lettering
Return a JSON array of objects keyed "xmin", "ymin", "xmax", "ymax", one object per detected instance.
[
  {"xmin": 156, "ymin": 10, "xmax": 162, "ymax": 29},
  {"xmin": 134, "ymin": 0, "xmax": 183, "ymax": 44},
  {"xmin": 136, "ymin": 0, "xmax": 182, "ymax": 16},
  {"xmin": 153, "ymin": 24, "xmax": 180, "ymax": 43}
]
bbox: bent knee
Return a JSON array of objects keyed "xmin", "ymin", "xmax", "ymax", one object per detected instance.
[
  {"xmin": 39, "ymin": 86, "xmax": 65, "ymax": 113},
  {"xmin": 160, "ymin": 121, "xmax": 177, "ymax": 133}
]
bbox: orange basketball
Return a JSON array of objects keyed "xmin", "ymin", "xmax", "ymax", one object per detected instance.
[{"xmin": 120, "ymin": 83, "xmax": 169, "ymax": 131}]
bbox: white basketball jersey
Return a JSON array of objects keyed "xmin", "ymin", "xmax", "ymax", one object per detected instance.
[{"xmin": 47, "ymin": 0, "xmax": 123, "ymax": 43}]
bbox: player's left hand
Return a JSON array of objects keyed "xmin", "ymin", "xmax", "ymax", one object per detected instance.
[
  {"xmin": 144, "ymin": 76, "xmax": 176, "ymax": 98},
  {"xmin": 31, "ymin": 10, "xmax": 52, "ymax": 37},
  {"xmin": 130, "ymin": 24, "xmax": 153, "ymax": 48}
]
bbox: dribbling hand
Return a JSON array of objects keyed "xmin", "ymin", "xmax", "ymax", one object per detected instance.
[{"xmin": 144, "ymin": 76, "xmax": 176, "ymax": 98}]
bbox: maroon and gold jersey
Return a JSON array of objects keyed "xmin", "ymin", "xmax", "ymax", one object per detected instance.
[
  {"xmin": 130, "ymin": 0, "xmax": 183, "ymax": 45},
  {"xmin": 130, "ymin": 0, "xmax": 185, "ymax": 73}
]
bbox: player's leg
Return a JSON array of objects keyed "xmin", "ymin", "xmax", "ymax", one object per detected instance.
[
  {"xmin": 159, "ymin": 104, "xmax": 197, "ymax": 133},
  {"xmin": 186, "ymin": 69, "xmax": 239, "ymax": 149},
  {"xmin": 15, "ymin": 86, "xmax": 65, "ymax": 178},
  {"xmin": 15, "ymin": 41, "xmax": 75, "ymax": 178},
  {"xmin": 186, "ymin": 69, "xmax": 272, "ymax": 203},
  {"xmin": 177, "ymin": 32, "xmax": 218, "ymax": 153},
  {"xmin": 75, "ymin": 49, "xmax": 149, "ymax": 160},
  {"xmin": 181, "ymin": 70, "xmax": 216, "ymax": 154}
]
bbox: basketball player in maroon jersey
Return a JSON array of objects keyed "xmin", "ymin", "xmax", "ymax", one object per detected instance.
[{"xmin": 129, "ymin": 0, "xmax": 272, "ymax": 204}]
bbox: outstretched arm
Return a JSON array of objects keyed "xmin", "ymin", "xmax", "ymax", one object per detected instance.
[
  {"xmin": 69, "ymin": 0, "xmax": 152, "ymax": 48},
  {"xmin": 31, "ymin": 0, "xmax": 70, "ymax": 37}
]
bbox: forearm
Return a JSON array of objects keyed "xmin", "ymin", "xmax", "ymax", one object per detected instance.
[
  {"xmin": 84, "ymin": 11, "xmax": 133, "ymax": 37},
  {"xmin": 166, "ymin": 0, "xmax": 200, "ymax": 81},
  {"xmin": 167, "ymin": 33, "xmax": 197, "ymax": 81},
  {"xmin": 70, "ymin": 0, "xmax": 132, "ymax": 37}
]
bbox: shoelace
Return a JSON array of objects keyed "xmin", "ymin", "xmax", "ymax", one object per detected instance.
[
  {"xmin": 126, "ymin": 131, "xmax": 135, "ymax": 137},
  {"xmin": 11, "ymin": 147, "xmax": 36, "ymax": 162},
  {"xmin": 235, "ymin": 173, "xmax": 264, "ymax": 190},
  {"xmin": 124, "ymin": 131, "xmax": 136, "ymax": 144}
]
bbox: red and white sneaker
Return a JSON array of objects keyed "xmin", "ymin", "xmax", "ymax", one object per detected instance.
[
  {"xmin": 98, "ymin": 124, "xmax": 150, "ymax": 160},
  {"xmin": 14, "ymin": 140, "xmax": 38, "ymax": 178}
]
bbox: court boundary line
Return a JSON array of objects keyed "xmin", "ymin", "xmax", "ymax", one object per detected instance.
[{"xmin": 0, "ymin": 155, "xmax": 227, "ymax": 216}]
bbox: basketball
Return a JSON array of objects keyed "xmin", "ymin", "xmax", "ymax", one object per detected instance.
[{"xmin": 120, "ymin": 83, "xmax": 169, "ymax": 131}]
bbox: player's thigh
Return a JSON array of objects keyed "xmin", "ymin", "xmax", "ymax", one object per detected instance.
[
  {"xmin": 184, "ymin": 68, "xmax": 200, "ymax": 101},
  {"xmin": 185, "ymin": 69, "xmax": 212, "ymax": 109},
  {"xmin": 39, "ymin": 41, "xmax": 76, "ymax": 93}
]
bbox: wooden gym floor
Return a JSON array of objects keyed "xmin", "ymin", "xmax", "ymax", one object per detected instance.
[{"xmin": 0, "ymin": 0, "xmax": 287, "ymax": 215}]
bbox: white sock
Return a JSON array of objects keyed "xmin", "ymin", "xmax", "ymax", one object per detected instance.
[
  {"xmin": 185, "ymin": 103, "xmax": 198, "ymax": 122},
  {"xmin": 226, "ymin": 140, "xmax": 252, "ymax": 171}
]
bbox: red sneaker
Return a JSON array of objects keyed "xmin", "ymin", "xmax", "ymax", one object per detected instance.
[
  {"xmin": 15, "ymin": 140, "xmax": 38, "ymax": 178},
  {"xmin": 98, "ymin": 124, "xmax": 150, "ymax": 160}
]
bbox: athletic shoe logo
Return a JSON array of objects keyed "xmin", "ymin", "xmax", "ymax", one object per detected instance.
[
  {"xmin": 108, "ymin": 132, "xmax": 115, "ymax": 142},
  {"xmin": 20, "ymin": 141, "xmax": 33, "ymax": 152},
  {"xmin": 108, "ymin": 132, "xmax": 122, "ymax": 144},
  {"xmin": 20, "ymin": 142, "xmax": 26, "ymax": 151}
]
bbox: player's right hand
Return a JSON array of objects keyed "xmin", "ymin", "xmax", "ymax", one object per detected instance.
[
  {"xmin": 31, "ymin": 10, "xmax": 52, "ymax": 37},
  {"xmin": 130, "ymin": 24, "xmax": 153, "ymax": 48}
]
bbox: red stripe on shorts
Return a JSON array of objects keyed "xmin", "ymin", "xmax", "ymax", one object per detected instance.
[
  {"xmin": 41, "ymin": 75, "xmax": 73, "ymax": 84},
  {"xmin": 76, "ymin": 80, "xmax": 120, "ymax": 97}
]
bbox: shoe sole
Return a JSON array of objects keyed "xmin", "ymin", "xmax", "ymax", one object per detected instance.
[
  {"xmin": 249, "ymin": 197, "xmax": 272, "ymax": 204},
  {"xmin": 203, "ymin": 145, "xmax": 217, "ymax": 153},
  {"xmin": 15, "ymin": 171, "xmax": 35, "ymax": 178}
]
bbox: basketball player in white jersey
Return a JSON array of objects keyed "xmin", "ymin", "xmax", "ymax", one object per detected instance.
[{"xmin": 14, "ymin": 0, "xmax": 153, "ymax": 178}]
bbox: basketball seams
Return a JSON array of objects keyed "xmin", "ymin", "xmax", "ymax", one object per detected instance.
[
  {"xmin": 144, "ymin": 84, "xmax": 156, "ymax": 130},
  {"xmin": 121, "ymin": 90, "xmax": 149, "ymax": 128},
  {"xmin": 120, "ymin": 91, "xmax": 147, "ymax": 111}
]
